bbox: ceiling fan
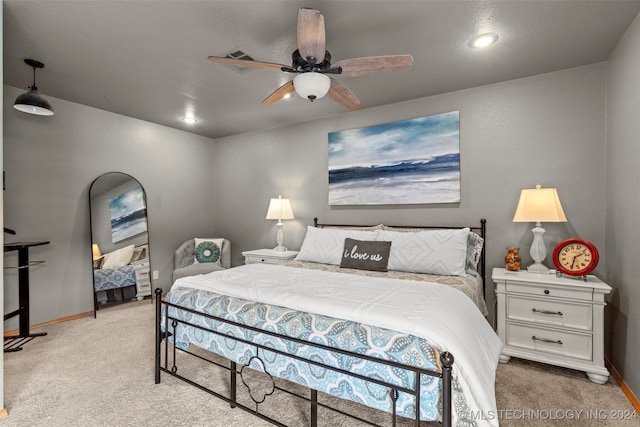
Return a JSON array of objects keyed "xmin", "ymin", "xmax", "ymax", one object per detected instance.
[{"xmin": 208, "ymin": 8, "xmax": 413, "ymax": 111}]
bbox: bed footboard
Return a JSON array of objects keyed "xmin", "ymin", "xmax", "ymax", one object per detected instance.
[{"xmin": 154, "ymin": 288, "xmax": 454, "ymax": 427}]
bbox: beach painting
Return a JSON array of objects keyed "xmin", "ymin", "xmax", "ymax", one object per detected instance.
[
  {"xmin": 328, "ymin": 111, "xmax": 460, "ymax": 205},
  {"xmin": 109, "ymin": 185, "xmax": 148, "ymax": 243}
]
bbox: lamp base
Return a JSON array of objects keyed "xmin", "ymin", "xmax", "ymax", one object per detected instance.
[
  {"xmin": 527, "ymin": 262, "xmax": 550, "ymax": 274},
  {"xmin": 527, "ymin": 222, "xmax": 549, "ymax": 274},
  {"xmin": 272, "ymin": 244, "xmax": 288, "ymax": 252}
]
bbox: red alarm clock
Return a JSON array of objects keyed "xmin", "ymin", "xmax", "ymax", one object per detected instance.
[{"xmin": 552, "ymin": 238, "xmax": 599, "ymax": 278}]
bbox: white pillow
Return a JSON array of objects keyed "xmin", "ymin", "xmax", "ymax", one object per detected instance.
[
  {"xmin": 383, "ymin": 225, "xmax": 483, "ymax": 275},
  {"xmin": 376, "ymin": 228, "xmax": 470, "ymax": 276},
  {"xmin": 101, "ymin": 244, "xmax": 135, "ymax": 270},
  {"xmin": 193, "ymin": 238, "xmax": 224, "ymax": 264},
  {"xmin": 295, "ymin": 226, "xmax": 379, "ymax": 265}
]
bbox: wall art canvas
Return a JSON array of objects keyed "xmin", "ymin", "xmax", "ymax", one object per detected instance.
[
  {"xmin": 328, "ymin": 111, "xmax": 460, "ymax": 205},
  {"xmin": 109, "ymin": 186, "xmax": 148, "ymax": 243}
]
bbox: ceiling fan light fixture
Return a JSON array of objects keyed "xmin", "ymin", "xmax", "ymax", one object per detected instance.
[
  {"xmin": 13, "ymin": 59, "xmax": 54, "ymax": 116},
  {"xmin": 293, "ymin": 72, "xmax": 331, "ymax": 102}
]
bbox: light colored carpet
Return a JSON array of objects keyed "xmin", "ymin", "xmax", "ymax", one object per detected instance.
[{"xmin": 2, "ymin": 300, "xmax": 637, "ymax": 426}]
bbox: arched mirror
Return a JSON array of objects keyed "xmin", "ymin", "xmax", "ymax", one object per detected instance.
[{"xmin": 89, "ymin": 173, "xmax": 151, "ymax": 315}]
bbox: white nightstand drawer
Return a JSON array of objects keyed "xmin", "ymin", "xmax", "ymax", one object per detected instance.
[
  {"xmin": 506, "ymin": 322, "xmax": 592, "ymax": 361},
  {"xmin": 249, "ymin": 257, "xmax": 280, "ymax": 265},
  {"xmin": 506, "ymin": 282, "xmax": 592, "ymax": 301},
  {"xmin": 507, "ymin": 296, "xmax": 592, "ymax": 331},
  {"xmin": 242, "ymin": 249, "xmax": 299, "ymax": 265},
  {"xmin": 134, "ymin": 267, "xmax": 151, "ymax": 297}
]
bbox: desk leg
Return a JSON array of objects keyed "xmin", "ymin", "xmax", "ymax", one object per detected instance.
[
  {"xmin": 4, "ymin": 247, "xmax": 47, "ymax": 352},
  {"xmin": 17, "ymin": 247, "xmax": 30, "ymax": 336}
]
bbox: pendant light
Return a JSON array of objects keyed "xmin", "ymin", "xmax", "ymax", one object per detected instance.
[{"xmin": 14, "ymin": 59, "xmax": 54, "ymax": 116}]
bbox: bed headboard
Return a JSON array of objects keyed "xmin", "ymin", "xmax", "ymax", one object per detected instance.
[{"xmin": 313, "ymin": 218, "xmax": 487, "ymax": 296}]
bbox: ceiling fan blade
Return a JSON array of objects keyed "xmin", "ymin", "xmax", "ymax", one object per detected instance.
[
  {"xmin": 328, "ymin": 80, "xmax": 364, "ymax": 111},
  {"xmin": 297, "ymin": 8, "xmax": 326, "ymax": 64},
  {"xmin": 208, "ymin": 56, "xmax": 289, "ymax": 71},
  {"xmin": 332, "ymin": 55, "xmax": 414, "ymax": 77},
  {"xmin": 262, "ymin": 81, "xmax": 296, "ymax": 105}
]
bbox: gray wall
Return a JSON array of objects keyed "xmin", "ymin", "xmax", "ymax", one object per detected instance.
[
  {"xmin": 605, "ymin": 12, "xmax": 640, "ymax": 400},
  {"xmin": 4, "ymin": 47, "xmax": 638, "ymax": 401},
  {"xmin": 3, "ymin": 86, "xmax": 217, "ymax": 328},
  {"xmin": 213, "ymin": 63, "xmax": 608, "ymax": 327}
]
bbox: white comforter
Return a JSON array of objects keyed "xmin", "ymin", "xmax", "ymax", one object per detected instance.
[{"xmin": 172, "ymin": 263, "xmax": 502, "ymax": 426}]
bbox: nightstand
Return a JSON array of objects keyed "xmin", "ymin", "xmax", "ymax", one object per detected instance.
[
  {"xmin": 492, "ymin": 267, "xmax": 611, "ymax": 384},
  {"xmin": 242, "ymin": 249, "xmax": 299, "ymax": 265},
  {"xmin": 132, "ymin": 261, "xmax": 151, "ymax": 300}
]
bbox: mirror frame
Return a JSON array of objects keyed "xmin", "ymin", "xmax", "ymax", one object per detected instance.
[{"xmin": 89, "ymin": 172, "xmax": 151, "ymax": 316}]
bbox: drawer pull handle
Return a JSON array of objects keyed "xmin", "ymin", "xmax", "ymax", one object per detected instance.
[
  {"xmin": 532, "ymin": 308, "xmax": 563, "ymax": 316},
  {"xmin": 532, "ymin": 336, "xmax": 563, "ymax": 345},
  {"xmin": 544, "ymin": 289, "xmax": 550, "ymax": 295}
]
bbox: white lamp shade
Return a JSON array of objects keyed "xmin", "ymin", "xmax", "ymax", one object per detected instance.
[
  {"xmin": 513, "ymin": 184, "xmax": 567, "ymax": 223},
  {"xmin": 265, "ymin": 196, "xmax": 294, "ymax": 220},
  {"xmin": 293, "ymin": 72, "xmax": 331, "ymax": 101}
]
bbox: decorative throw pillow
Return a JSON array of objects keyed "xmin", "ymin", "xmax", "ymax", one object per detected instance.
[
  {"xmin": 193, "ymin": 238, "xmax": 224, "ymax": 264},
  {"xmin": 466, "ymin": 232, "xmax": 484, "ymax": 273},
  {"xmin": 101, "ymin": 244, "xmax": 135, "ymax": 270},
  {"xmin": 295, "ymin": 226, "xmax": 379, "ymax": 265},
  {"xmin": 93, "ymin": 257, "xmax": 104, "ymax": 270},
  {"xmin": 340, "ymin": 238, "xmax": 392, "ymax": 272},
  {"xmin": 376, "ymin": 228, "xmax": 470, "ymax": 276},
  {"xmin": 130, "ymin": 244, "xmax": 149, "ymax": 264}
]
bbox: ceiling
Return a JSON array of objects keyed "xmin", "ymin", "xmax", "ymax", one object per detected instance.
[{"xmin": 4, "ymin": 1, "xmax": 640, "ymax": 140}]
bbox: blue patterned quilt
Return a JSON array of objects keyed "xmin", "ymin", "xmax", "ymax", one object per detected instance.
[
  {"xmin": 93, "ymin": 265, "xmax": 136, "ymax": 291},
  {"xmin": 165, "ymin": 286, "xmax": 449, "ymax": 421}
]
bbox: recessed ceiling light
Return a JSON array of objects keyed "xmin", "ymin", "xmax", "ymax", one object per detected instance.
[
  {"xmin": 469, "ymin": 32, "xmax": 499, "ymax": 48},
  {"xmin": 182, "ymin": 116, "xmax": 197, "ymax": 124}
]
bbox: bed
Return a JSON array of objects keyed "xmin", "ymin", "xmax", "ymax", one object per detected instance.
[
  {"xmin": 93, "ymin": 244, "xmax": 148, "ymax": 311},
  {"xmin": 155, "ymin": 219, "xmax": 502, "ymax": 427},
  {"xmin": 94, "ymin": 264, "xmax": 137, "ymax": 289}
]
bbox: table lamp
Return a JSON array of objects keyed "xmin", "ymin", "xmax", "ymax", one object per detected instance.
[
  {"xmin": 265, "ymin": 195, "xmax": 294, "ymax": 252},
  {"xmin": 92, "ymin": 243, "xmax": 103, "ymax": 260},
  {"xmin": 513, "ymin": 184, "xmax": 567, "ymax": 273}
]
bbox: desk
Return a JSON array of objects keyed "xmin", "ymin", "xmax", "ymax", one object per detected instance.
[{"xmin": 4, "ymin": 240, "xmax": 50, "ymax": 352}]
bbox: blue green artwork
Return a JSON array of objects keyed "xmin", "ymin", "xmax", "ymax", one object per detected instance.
[
  {"xmin": 328, "ymin": 111, "xmax": 460, "ymax": 205},
  {"xmin": 109, "ymin": 185, "xmax": 148, "ymax": 243}
]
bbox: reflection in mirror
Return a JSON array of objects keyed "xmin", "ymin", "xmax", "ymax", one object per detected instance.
[{"xmin": 89, "ymin": 173, "xmax": 151, "ymax": 316}]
